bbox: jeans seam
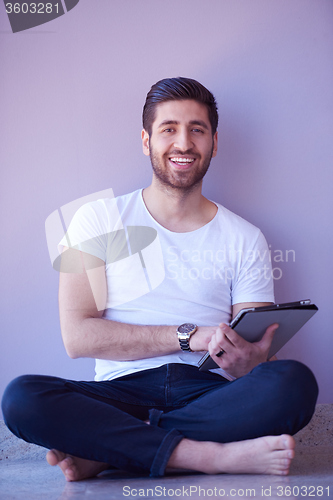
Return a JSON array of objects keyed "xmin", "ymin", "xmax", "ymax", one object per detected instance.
[{"xmin": 165, "ymin": 364, "xmax": 170, "ymax": 405}]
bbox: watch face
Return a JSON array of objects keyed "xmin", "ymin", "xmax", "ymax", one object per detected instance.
[{"xmin": 178, "ymin": 323, "xmax": 196, "ymax": 334}]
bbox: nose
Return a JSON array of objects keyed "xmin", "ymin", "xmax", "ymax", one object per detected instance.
[{"xmin": 173, "ymin": 129, "xmax": 193, "ymax": 152}]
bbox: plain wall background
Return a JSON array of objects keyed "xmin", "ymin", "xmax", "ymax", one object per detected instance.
[{"xmin": 1, "ymin": 0, "xmax": 332, "ymax": 415}]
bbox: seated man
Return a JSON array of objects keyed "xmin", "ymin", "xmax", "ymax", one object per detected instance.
[{"xmin": 1, "ymin": 77, "xmax": 318, "ymax": 481}]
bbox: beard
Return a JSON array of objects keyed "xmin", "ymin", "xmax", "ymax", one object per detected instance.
[{"xmin": 149, "ymin": 144, "xmax": 214, "ymax": 192}]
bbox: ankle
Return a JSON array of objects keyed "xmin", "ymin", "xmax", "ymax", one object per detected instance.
[{"xmin": 168, "ymin": 439, "xmax": 219, "ymax": 474}]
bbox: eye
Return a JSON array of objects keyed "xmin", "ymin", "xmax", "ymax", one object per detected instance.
[
  {"xmin": 162, "ymin": 128, "xmax": 174, "ymax": 133},
  {"xmin": 191, "ymin": 128, "xmax": 204, "ymax": 134}
]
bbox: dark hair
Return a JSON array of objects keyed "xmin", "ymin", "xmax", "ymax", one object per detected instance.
[{"xmin": 142, "ymin": 77, "xmax": 218, "ymax": 136}]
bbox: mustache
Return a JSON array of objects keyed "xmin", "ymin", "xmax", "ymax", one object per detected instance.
[{"xmin": 167, "ymin": 150, "xmax": 199, "ymax": 156}]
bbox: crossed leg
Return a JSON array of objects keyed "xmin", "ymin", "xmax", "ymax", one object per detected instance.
[
  {"xmin": 46, "ymin": 434, "xmax": 295, "ymax": 481},
  {"xmin": 3, "ymin": 362, "xmax": 316, "ymax": 481}
]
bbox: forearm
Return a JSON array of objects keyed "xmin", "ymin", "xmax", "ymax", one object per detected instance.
[
  {"xmin": 58, "ymin": 249, "xmax": 216, "ymax": 360},
  {"xmin": 62, "ymin": 316, "xmax": 176, "ymax": 360},
  {"xmin": 61, "ymin": 315, "xmax": 213, "ymax": 361}
]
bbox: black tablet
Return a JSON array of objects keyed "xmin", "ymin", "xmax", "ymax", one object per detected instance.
[{"xmin": 198, "ymin": 300, "xmax": 318, "ymax": 371}]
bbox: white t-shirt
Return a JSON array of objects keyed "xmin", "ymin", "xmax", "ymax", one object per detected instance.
[{"xmin": 59, "ymin": 189, "xmax": 274, "ymax": 381}]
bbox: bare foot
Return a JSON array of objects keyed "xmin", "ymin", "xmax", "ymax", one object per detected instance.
[
  {"xmin": 168, "ymin": 434, "xmax": 295, "ymax": 476},
  {"xmin": 46, "ymin": 449, "xmax": 109, "ymax": 481},
  {"xmin": 214, "ymin": 434, "xmax": 295, "ymax": 475}
]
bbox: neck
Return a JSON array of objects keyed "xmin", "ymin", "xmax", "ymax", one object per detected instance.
[{"xmin": 142, "ymin": 178, "xmax": 217, "ymax": 233}]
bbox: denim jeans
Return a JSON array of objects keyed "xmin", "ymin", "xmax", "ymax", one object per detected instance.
[{"xmin": 1, "ymin": 360, "xmax": 318, "ymax": 477}]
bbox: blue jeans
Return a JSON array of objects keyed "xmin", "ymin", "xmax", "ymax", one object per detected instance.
[{"xmin": 1, "ymin": 361, "xmax": 318, "ymax": 477}]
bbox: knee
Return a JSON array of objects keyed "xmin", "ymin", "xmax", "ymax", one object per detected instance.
[
  {"xmin": 274, "ymin": 359, "xmax": 318, "ymax": 404},
  {"xmin": 1, "ymin": 375, "xmax": 53, "ymax": 437},
  {"xmin": 2, "ymin": 376, "xmax": 31, "ymax": 431},
  {"xmin": 262, "ymin": 360, "xmax": 319, "ymax": 430}
]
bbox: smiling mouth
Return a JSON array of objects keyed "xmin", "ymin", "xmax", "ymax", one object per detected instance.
[{"xmin": 169, "ymin": 157, "xmax": 196, "ymax": 168}]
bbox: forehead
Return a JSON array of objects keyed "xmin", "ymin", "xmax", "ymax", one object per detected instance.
[{"xmin": 152, "ymin": 99, "xmax": 211, "ymax": 130}]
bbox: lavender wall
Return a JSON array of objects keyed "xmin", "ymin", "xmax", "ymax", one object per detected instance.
[{"xmin": 1, "ymin": 0, "xmax": 332, "ymax": 412}]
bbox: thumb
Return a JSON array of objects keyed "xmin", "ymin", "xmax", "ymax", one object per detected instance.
[{"xmin": 258, "ymin": 323, "xmax": 279, "ymax": 349}]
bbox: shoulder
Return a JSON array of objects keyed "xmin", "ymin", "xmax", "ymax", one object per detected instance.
[
  {"xmin": 73, "ymin": 189, "xmax": 142, "ymax": 221},
  {"xmin": 212, "ymin": 202, "xmax": 270, "ymax": 253},
  {"xmin": 113, "ymin": 189, "xmax": 143, "ymax": 211},
  {"xmin": 59, "ymin": 190, "xmax": 142, "ymax": 256},
  {"xmin": 214, "ymin": 202, "xmax": 261, "ymax": 236}
]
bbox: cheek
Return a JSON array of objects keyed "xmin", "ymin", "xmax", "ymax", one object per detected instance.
[{"xmin": 151, "ymin": 138, "xmax": 171, "ymax": 153}]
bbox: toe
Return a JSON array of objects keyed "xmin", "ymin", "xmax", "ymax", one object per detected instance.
[
  {"xmin": 281, "ymin": 435, "xmax": 295, "ymax": 450},
  {"xmin": 64, "ymin": 467, "xmax": 76, "ymax": 482},
  {"xmin": 64, "ymin": 456, "xmax": 74, "ymax": 467},
  {"xmin": 46, "ymin": 449, "xmax": 66, "ymax": 466}
]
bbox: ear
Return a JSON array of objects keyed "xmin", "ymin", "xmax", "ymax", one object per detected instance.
[
  {"xmin": 212, "ymin": 131, "xmax": 218, "ymax": 158},
  {"xmin": 142, "ymin": 129, "xmax": 150, "ymax": 156}
]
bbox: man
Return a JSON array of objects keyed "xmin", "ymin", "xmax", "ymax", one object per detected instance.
[{"xmin": 2, "ymin": 77, "xmax": 318, "ymax": 481}]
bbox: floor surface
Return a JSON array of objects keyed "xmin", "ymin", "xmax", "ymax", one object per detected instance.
[
  {"xmin": 1, "ymin": 405, "xmax": 332, "ymax": 499},
  {"xmin": 0, "ymin": 453, "xmax": 332, "ymax": 500}
]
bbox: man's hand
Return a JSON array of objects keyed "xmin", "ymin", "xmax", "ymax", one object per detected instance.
[
  {"xmin": 189, "ymin": 326, "xmax": 219, "ymax": 352},
  {"xmin": 207, "ymin": 322, "xmax": 279, "ymax": 378}
]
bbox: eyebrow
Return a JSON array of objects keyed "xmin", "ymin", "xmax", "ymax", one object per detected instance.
[{"xmin": 157, "ymin": 120, "xmax": 209, "ymax": 130}]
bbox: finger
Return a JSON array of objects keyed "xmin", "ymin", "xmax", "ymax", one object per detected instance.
[
  {"xmin": 208, "ymin": 334, "xmax": 223, "ymax": 357},
  {"xmin": 257, "ymin": 323, "xmax": 279, "ymax": 349},
  {"xmin": 214, "ymin": 325, "xmax": 225, "ymax": 345},
  {"xmin": 214, "ymin": 324, "xmax": 235, "ymax": 351},
  {"xmin": 208, "ymin": 342, "xmax": 226, "ymax": 366},
  {"xmin": 209, "ymin": 330, "xmax": 230, "ymax": 360},
  {"xmin": 218, "ymin": 323, "xmax": 246, "ymax": 348}
]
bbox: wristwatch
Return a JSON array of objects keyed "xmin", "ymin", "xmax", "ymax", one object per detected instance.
[{"xmin": 177, "ymin": 323, "xmax": 197, "ymax": 352}]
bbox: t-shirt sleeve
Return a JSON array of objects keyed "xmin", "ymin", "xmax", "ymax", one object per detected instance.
[
  {"xmin": 231, "ymin": 230, "xmax": 275, "ymax": 305},
  {"xmin": 58, "ymin": 201, "xmax": 111, "ymax": 262}
]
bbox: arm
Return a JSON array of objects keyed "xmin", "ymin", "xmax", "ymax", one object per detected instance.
[
  {"xmin": 59, "ymin": 247, "xmax": 214, "ymax": 360},
  {"xmin": 207, "ymin": 302, "xmax": 278, "ymax": 378},
  {"xmin": 232, "ymin": 302, "xmax": 273, "ymax": 320}
]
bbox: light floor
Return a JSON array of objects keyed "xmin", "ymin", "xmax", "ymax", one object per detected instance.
[
  {"xmin": 0, "ymin": 452, "xmax": 332, "ymax": 500},
  {"xmin": 1, "ymin": 405, "xmax": 332, "ymax": 499}
]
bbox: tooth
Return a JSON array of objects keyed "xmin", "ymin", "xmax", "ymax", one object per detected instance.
[{"xmin": 171, "ymin": 158, "xmax": 194, "ymax": 163}]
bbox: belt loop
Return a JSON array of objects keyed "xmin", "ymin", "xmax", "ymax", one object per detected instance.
[{"xmin": 149, "ymin": 408, "xmax": 163, "ymax": 427}]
